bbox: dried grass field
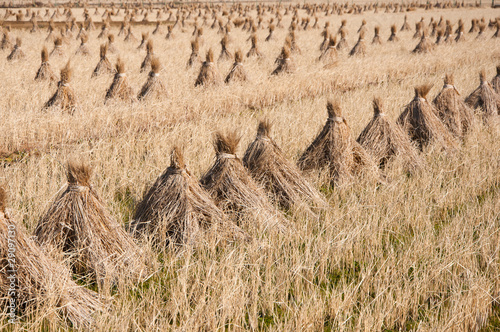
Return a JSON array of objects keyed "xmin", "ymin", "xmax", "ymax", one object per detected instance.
[{"xmin": 1, "ymin": 2, "xmax": 500, "ymax": 331}]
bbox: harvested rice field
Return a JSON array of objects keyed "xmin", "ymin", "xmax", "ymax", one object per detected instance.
[{"xmin": 1, "ymin": 1, "xmax": 500, "ymax": 330}]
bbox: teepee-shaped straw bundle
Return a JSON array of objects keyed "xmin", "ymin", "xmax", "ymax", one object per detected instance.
[
  {"xmin": 105, "ymin": 58, "xmax": 135, "ymax": 104},
  {"xmin": 92, "ymin": 43, "xmax": 114, "ymax": 78},
  {"xmin": 50, "ymin": 36, "xmax": 64, "ymax": 57},
  {"xmin": 492, "ymin": 66, "xmax": 500, "ymax": 93},
  {"xmin": 165, "ymin": 25, "xmax": 174, "ymax": 40},
  {"xmin": 218, "ymin": 34, "xmax": 233, "ymax": 62},
  {"xmin": 137, "ymin": 57, "xmax": 166, "ymax": 101},
  {"xmin": 186, "ymin": 39, "xmax": 200, "ymax": 68},
  {"xmin": 243, "ymin": 120, "xmax": 327, "ymax": 213},
  {"xmin": 0, "ymin": 187, "xmax": 104, "ymax": 329},
  {"xmin": 433, "ymin": 74, "xmax": 475, "ymax": 138},
  {"xmin": 319, "ymin": 26, "xmax": 330, "ymax": 51},
  {"xmin": 107, "ymin": 34, "xmax": 118, "ymax": 53},
  {"xmin": 319, "ymin": 36, "xmax": 337, "ymax": 67},
  {"xmin": 225, "ymin": 49, "xmax": 247, "ymax": 84},
  {"xmin": 298, "ymin": 100, "xmax": 378, "ymax": 186},
  {"xmin": 140, "ymin": 39, "xmax": 154, "ymax": 73},
  {"xmin": 401, "ymin": 15, "xmax": 411, "ymax": 31},
  {"xmin": 246, "ymin": 34, "xmax": 263, "ymax": 58},
  {"xmin": 397, "ymin": 85, "xmax": 458, "ymax": 151},
  {"xmin": 465, "ymin": 70, "xmax": 500, "ymax": 119},
  {"xmin": 124, "ymin": 26, "xmax": 137, "ymax": 42},
  {"xmin": 388, "ymin": 24, "xmax": 399, "ymax": 42},
  {"xmin": 7, "ymin": 37, "xmax": 24, "ymax": 61},
  {"xmin": 372, "ymin": 26, "xmax": 382, "ymax": 44},
  {"xmin": 75, "ymin": 34, "xmax": 90, "ymax": 56},
  {"xmin": 137, "ymin": 32, "xmax": 149, "ymax": 49},
  {"xmin": 271, "ymin": 46, "xmax": 295, "ymax": 75},
  {"xmin": 131, "ymin": 147, "xmax": 248, "ymax": 247},
  {"xmin": 195, "ymin": 49, "xmax": 222, "ymax": 87},
  {"xmin": 412, "ymin": 30, "xmax": 433, "ymax": 53},
  {"xmin": 35, "ymin": 162, "xmax": 147, "ymax": 286},
  {"xmin": 1, "ymin": 29, "xmax": 12, "ymax": 50},
  {"xmin": 357, "ymin": 98, "xmax": 422, "ymax": 172},
  {"xmin": 200, "ymin": 131, "xmax": 288, "ymax": 231},
  {"xmin": 336, "ymin": 29, "xmax": 349, "ymax": 51},
  {"xmin": 349, "ymin": 30, "xmax": 366, "ymax": 56},
  {"xmin": 265, "ymin": 24, "xmax": 275, "ymax": 42},
  {"xmin": 42, "ymin": 61, "xmax": 77, "ymax": 114},
  {"xmin": 35, "ymin": 46, "xmax": 57, "ymax": 82}
]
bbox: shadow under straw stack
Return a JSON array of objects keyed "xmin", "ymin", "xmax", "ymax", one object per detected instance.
[
  {"xmin": 349, "ymin": 30, "xmax": 367, "ymax": 56},
  {"xmin": 272, "ymin": 46, "xmax": 295, "ymax": 75},
  {"xmin": 75, "ymin": 34, "xmax": 90, "ymax": 56},
  {"xmin": 195, "ymin": 49, "xmax": 222, "ymax": 87},
  {"xmin": 43, "ymin": 61, "xmax": 77, "ymax": 114},
  {"xmin": 140, "ymin": 39, "xmax": 154, "ymax": 73},
  {"xmin": 465, "ymin": 70, "xmax": 500, "ymax": 119},
  {"xmin": 7, "ymin": 37, "xmax": 24, "ymax": 61},
  {"xmin": 92, "ymin": 43, "xmax": 115, "ymax": 78},
  {"xmin": 50, "ymin": 36, "xmax": 64, "ymax": 57},
  {"xmin": 298, "ymin": 100, "xmax": 379, "ymax": 187},
  {"xmin": 397, "ymin": 84, "xmax": 458, "ymax": 151},
  {"xmin": 0, "ymin": 187, "xmax": 105, "ymax": 329},
  {"xmin": 138, "ymin": 57, "xmax": 166, "ymax": 101},
  {"xmin": 35, "ymin": 46, "xmax": 57, "ymax": 82},
  {"xmin": 218, "ymin": 34, "xmax": 233, "ymax": 62},
  {"xmin": 35, "ymin": 161, "xmax": 148, "ymax": 289},
  {"xmin": 225, "ymin": 49, "xmax": 247, "ymax": 84},
  {"xmin": 200, "ymin": 131, "xmax": 289, "ymax": 232},
  {"xmin": 243, "ymin": 120, "xmax": 327, "ymax": 215},
  {"xmin": 131, "ymin": 147, "xmax": 249, "ymax": 248},
  {"xmin": 105, "ymin": 58, "xmax": 135, "ymax": 104},
  {"xmin": 357, "ymin": 97, "xmax": 422, "ymax": 173},
  {"xmin": 433, "ymin": 74, "xmax": 475, "ymax": 139}
]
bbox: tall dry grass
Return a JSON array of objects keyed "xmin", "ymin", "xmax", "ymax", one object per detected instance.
[{"xmin": 0, "ymin": 5, "xmax": 500, "ymax": 331}]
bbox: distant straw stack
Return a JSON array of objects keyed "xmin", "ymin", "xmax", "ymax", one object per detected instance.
[
  {"xmin": 492, "ymin": 65, "xmax": 500, "ymax": 93},
  {"xmin": 319, "ymin": 35, "xmax": 337, "ymax": 66},
  {"xmin": 246, "ymin": 34, "xmax": 263, "ymax": 58},
  {"xmin": 195, "ymin": 49, "xmax": 222, "ymax": 87},
  {"xmin": 92, "ymin": 43, "xmax": 115, "ymax": 78},
  {"xmin": 105, "ymin": 58, "xmax": 135, "ymax": 103},
  {"xmin": 388, "ymin": 24, "xmax": 399, "ymax": 42},
  {"xmin": 465, "ymin": 70, "xmax": 500, "ymax": 119},
  {"xmin": 75, "ymin": 34, "xmax": 90, "ymax": 56},
  {"xmin": 271, "ymin": 46, "xmax": 295, "ymax": 75},
  {"xmin": 42, "ymin": 61, "xmax": 77, "ymax": 114},
  {"xmin": 372, "ymin": 26, "xmax": 382, "ymax": 44},
  {"xmin": 349, "ymin": 30, "xmax": 366, "ymax": 56},
  {"xmin": 140, "ymin": 39, "xmax": 154, "ymax": 73},
  {"xmin": 50, "ymin": 36, "xmax": 64, "ymax": 57},
  {"xmin": 186, "ymin": 39, "xmax": 200, "ymax": 68},
  {"xmin": 225, "ymin": 49, "xmax": 247, "ymax": 83},
  {"xmin": 7, "ymin": 37, "xmax": 24, "ymax": 60},
  {"xmin": 412, "ymin": 30, "xmax": 433, "ymax": 53},
  {"xmin": 35, "ymin": 46, "xmax": 57, "ymax": 82},
  {"xmin": 137, "ymin": 57, "xmax": 166, "ymax": 100},
  {"xmin": 218, "ymin": 34, "xmax": 233, "ymax": 62}
]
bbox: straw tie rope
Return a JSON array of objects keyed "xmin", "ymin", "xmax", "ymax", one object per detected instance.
[
  {"xmin": 328, "ymin": 116, "xmax": 344, "ymax": 123},
  {"xmin": 218, "ymin": 153, "xmax": 236, "ymax": 159},
  {"xmin": 68, "ymin": 184, "xmax": 88, "ymax": 192}
]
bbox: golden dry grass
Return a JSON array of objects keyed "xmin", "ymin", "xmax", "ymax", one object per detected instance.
[{"xmin": 1, "ymin": 4, "xmax": 500, "ymax": 331}]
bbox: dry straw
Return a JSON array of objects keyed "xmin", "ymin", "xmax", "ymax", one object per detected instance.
[
  {"xmin": 349, "ymin": 30, "xmax": 366, "ymax": 56},
  {"xmin": 35, "ymin": 46, "xmax": 57, "ymax": 82},
  {"xmin": 243, "ymin": 120, "xmax": 327, "ymax": 214},
  {"xmin": 225, "ymin": 49, "xmax": 247, "ymax": 83},
  {"xmin": 465, "ymin": 70, "xmax": 500, "ymax": 119},
  {"xmin": 50, "ymin": 36, "xmax": 64, "ymax": 57},
  {"xmin": 105, "ymin": 58, "xmax": 135, "ymax": 103},
  {"xmin": 357, "ymin": 97, "xmax": 422, "ymax": 172},
  {"xmin": 265, "ymin": 23, "xmax": 275, "ymax": 42},
  {"xmin": 492, "ymin": 65, "xmax": 500, "ymax": 93},
  {"xmin": 200, "ymin": 131, "xmax": 288, "ymax": 231},
  {"xmin": 319, "ymin": 35, "xmax": 337, "ymax": 66},
  {"xmin": 75, "ymin": 34, "xmax": 90, "ymax": 56},
  {"xmin": 412, "ymin": 30, "xmax": 433, "ymax": 53},
  {"xmin": 35, "ymin": 161, "xmax": 147, "ymax": 287},
  {"xmin": 131, "ymin": 147, "xmax": 248, "ymax": 248},
  {"xmin": 187, "ymin": 38, "xmax": 200, "ymax": 68},
  {"xmin": 0, "ymin": 29, "xmax": 12, "ymax": 50},
  {"xmin": 246, "ymin": 34, "xmax": 263, "ymax": 58},
  {"xmin": 140, "ymin": 39, "xmax": 154, "ymax": 73},
  {"xmin": 195, "ymin": 49, "xmax": 222, "ymax": 87},
  {"xmin": 336, "ymin": 29, "xmax": 349, "ymax": 50},
  {"xmin": 388, "ymin": 24, "xmax": 399, "ymax": 42},
  {"xmin": 7, "ymin": 37, "xmax": 24, "ymax": 61},
  {"xmin": 0, "ymin": 187, "xmax": 104, "ymax": 329},
  {"xmin": 124, "ymin": 26, "xmax": 137, "ymax": 43},
  {"xmin": 137, "ymin": 32, "xmax": 149, "ymax": 49},
  {"xmin": 397, "ymin": 84, "xmax": 458, "ymax": 151},
  {"xmin": 372, "ymin": 26, "xmax": 382, "ymax": 44},
  {"xmin": 138, "ymin": 57, "xmax": 166, "ymax": 100},
  {"xmin": 92, "ymin": 43, "xmax": 114, "ymax": 78},
  {"xmin": 166, "ymin": 25, "xmax": 174, "ymax": 40},
  {"xmin": 272, "ymin": 46, "xmax": 295, "ymax": 75},
  {"xmin": 107, "ymin": 33, "xmax": 118, "ymax": 53},
  {"xmin": 433, "ymin": 74, "xmax": 475, "ymax": 138},
  {"xmin": 218, "ymin": 34, "xmax": 233, "ymax": 62},
  {"xmin": 43, "ymin": 61, "xmax": 77, "ymax": 114},
  {"xmin": 401, "ymin": 15, "xmax": 411, "ymax": 31},
  {"xmin": 298, "ymin": 100, "xmax": 378, "ymax": 186}
]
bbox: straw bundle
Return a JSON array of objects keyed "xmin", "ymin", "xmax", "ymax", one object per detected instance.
[
  {"xmin": 124, "ymin": 26, "xmax": 137, "ymax": 42},
  {"xmin": 42, "ymin": 62, "xmax": 77, "ymax": 114},
  {"xmin": 455, "ymin": 23, "xmax": 465, "ymax": 42},
  {"xmin": 131, "ymin": 147, "xmax": 248, "ymax": 247},
  {"xmin": 0, "ymin": 30, "xmax": 12, "ymax": 50},
  {"xmin": 140, "ymin": 39, "xmax": 154, "ymax": 73},
  {"xmin": 187, "ymin": 39, "xmax": 200, "ymax": 68},
  {"xmin": 271, "ymin": 46, "xmax": 295, "ymax": 75},
  {"xmin": 153, "ymin": 21, "xmax": 162, "ymax": 35},
  {"xmin": 0, "ymin": 187, "xmax": 104, "ymax": 329},
  {"xmin": 218, "ymin": 34, "xmax": 233, "ymax": 62},
  {"xmin": 243, "ymin": 120, "xmax": 327, "ymax": 213},
  {"xmin": 465, "ymin": 70, "xmax": 500, "ymax": 118},
  {"xmin": 319, "ymin": 35, "xmax": 337, "ymax": 67},
  {"xmin": 288, "ymin": 30, "xmax": 301, "ymax": 53},
  {"xmin": 357, "ymin": 97, "xmax": 422, "ymax": 172},
  {"xmin": 225, "ymin": 50, "xmax": 247, "ymax": 83},
  {"xmin": 137, "ymin": 32, "xmax": 149, "ymax": 49},
  {"xmin": 372, "ymin": 26, "xmax": 382, "ymax": 44},
  {"xmin": 246, "ymin": 34, "xmax": 263, "ymax": 58},
  {"xmin": 336, "ymin": 29, "xmax": 349, "ymax": 50},
  {"xmin": 397, "ymin": 85, "xmax": 458, "ymax": 150},
  {"xmin": 7, "ymin": 37, "xmax": 24, "ymax": 61},
  {"xmin": 105, "ymin": 58, "xmax": 135, "ymax": 103},
  {"xmin": 166, "ymin": 25, "xmax": 174, "ymax": 40},
  {"xmin": 435, "ymin": 29, "xmax": 444, "ymax": 45},
  {"xmin": 265, "ymin": 24, "xmax": 275, "ymax": 42},
  {"xmin": 298, "ymin": 100, "xmax": 378, "ymax": 186},
  {"xmin": 401, "ymin": 15, "xmax": 411, "ymax": 31},
  {"xmin": 319, "ymin": 27, "xmax": 330, "ymax": 51},
  {"xmin": 388, "ymin": 24, "xmax": 399, "ymax": 42},
  {"xmin": 50, "ymin": 36, "xmax": 64, "ymax": 57},
  {"xmin": 35, "ymin": 162, "xmax": 147, "ymax": 286},
  {"xmin": 349, "ymin": 30, "xmax": 366, "ymax": 56},
  {"xmin": 97, "ymin": 22, "xmax": 109, "ymax": 39},
  {"xmin": 35, "ymin": 46, "xmax": 57, "ymax": 82},
  {"xmin": 200, "ymin": 131, "xmax": 288, "ymax": 231},
  {"xmin": 433, "ymin": 74, "xmax": 475, "ymax": 138},
  {"xmin": 92, "ymin": 43, "xmax": 114, "ymax": 78},
  {"xmin": 75, "ymin": 35, "xmax": 90, "ymax": 56},
  {"xmin": 137, "ymin": 57, "xmax": 166, "ymax": 101},
  {"xmin": 492, "ymin": 66, "xmax": 500, "ymax": 93},
  {"xmin": 195, "ymin": 49, "xmax": 222, "ymax": 87},
  {"xmin": 412, "ymin": 31, "xmax": 433, "ymax": 53}
]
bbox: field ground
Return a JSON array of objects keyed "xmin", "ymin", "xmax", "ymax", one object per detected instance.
[{"xmin": 1, "ymin": 4, "xmax": 500, "ymax": 331}]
